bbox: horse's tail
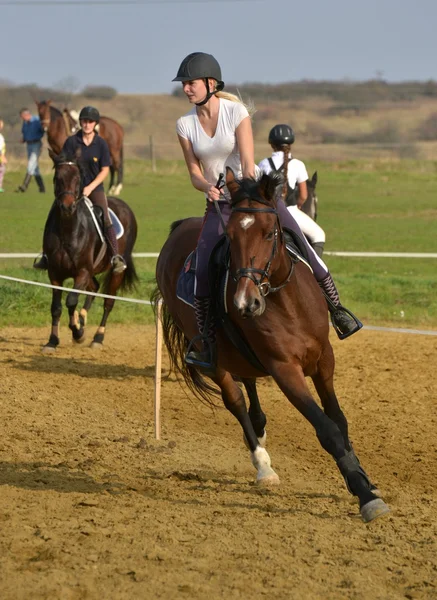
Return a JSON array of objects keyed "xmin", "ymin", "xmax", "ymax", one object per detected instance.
[{"xmin": 150, "ymin": 285, "xmax": 219, "ymax": 406}]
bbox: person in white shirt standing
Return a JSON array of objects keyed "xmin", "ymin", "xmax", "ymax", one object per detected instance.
[
  {"xmin": 0, "ymin": 119, "xmax": 7, "ymax": 192},
  {"xmin": 258, "ymin": 124, "xmax": 325, "ymax": 257}
]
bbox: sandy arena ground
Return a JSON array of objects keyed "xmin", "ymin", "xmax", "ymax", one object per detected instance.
[{"xmin": 0, "ymin": 324, "xmax": 436, "ymax": 599}]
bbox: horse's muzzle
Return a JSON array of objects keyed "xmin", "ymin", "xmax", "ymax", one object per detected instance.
[{"xmin": 233, "ymin": 287, "xmax": 266, "ymax": 318}]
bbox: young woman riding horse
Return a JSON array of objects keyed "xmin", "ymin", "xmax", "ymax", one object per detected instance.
[
  {"xmin": 154, "ymin": 168, "xmax": 389, "ymax": 523},
  {"xmin": 258, "ymin": 124, "xmax": 326, "ymax": 257},
  {"xmin": 174, "ymin": 52, "xmax": 362, "ymax": 370},
  {"xmin": 34, "ymin": 106, "xmax": 127, "ymax": 274}
]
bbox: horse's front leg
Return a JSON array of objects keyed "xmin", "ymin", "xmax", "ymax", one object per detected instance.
[
  {"xmin": 66, "ymin": 271, "xmax": 90, "ymax": 344},
  {"xmin": 272, "ymin": 362, "xmax": 389, "ymax": 522},
  {"xmin": 212, "ymin": 370, "xmax": 279, "ymax": 486},
  {"xmin": 42, "ymin": 283, "xmax": 63, "ymax": 354},
  {"xmin": 90, "ymin": 272, "xmax": 122, "ymax": 349},
  {"xmin": 241, "ymin": 377, "xmax": 267, "ymax": 447}
]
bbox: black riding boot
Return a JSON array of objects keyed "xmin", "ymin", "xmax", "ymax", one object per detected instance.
[
  {"xmin": 312, "ymin": 241, "xmax": 325, "ymax": 258},
  {"xmin": 319, "ymin": 273, "xmax": 363, "ymax": 340},
  {"xmin": 35, "ymin": 175, "xmax": 46, "ymax": 193},
  {"xmin": 16, "ymin": 173, "xmax": 32, "ymax": 193},
  {"xmin": 185, "ymin": 296, "xmax": 216, "ymax": 371},
  {"xmin": 105, "ymin": 224, "xmax": 127, "ymax": 274}
]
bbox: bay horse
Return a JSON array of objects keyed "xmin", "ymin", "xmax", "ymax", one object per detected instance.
[
  {"xmin": 42, "ymin": 149, "xmax": 137, "ymax": 353},
  {"xmin": 153, "ymin": 168, "xmax": 389, "ymax": 523},
  {"xmin": 287, "ymin": 171, "xmax": 318, "ymax": 221},
  {"xmin": 36, "ymin": 100, "xmax": 124, "ymax": 195}
]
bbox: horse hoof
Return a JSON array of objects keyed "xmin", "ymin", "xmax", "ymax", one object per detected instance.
[
  {"xmin": 42, "ymin": 345, "xmax": 56, "ymax": 354},
  {"xmin": 256, "ymin": 472, "xmax": 280, "ymax": 487},
  {"xmin": 90, "ymin": 342, "xmax": 103, "ymax": 351},
  {"xmin": 243, "ymin": 430, "xmax": 267, "ymax": 450},
  {"xmin": 360, "ymin": 498, "xmax": 390, "ymax": 523},
  {"xmin": 73, "ymin": 333, "xmax": 86, "ymax": 344}
]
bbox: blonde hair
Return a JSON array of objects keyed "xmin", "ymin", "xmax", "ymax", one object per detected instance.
[{"xmin": 215, "ymin": 89, "xmax": 256, "ymax": 117}]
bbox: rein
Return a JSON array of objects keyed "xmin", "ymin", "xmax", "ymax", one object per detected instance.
[{"xmin": 230, "ymin": 198, "xmax": 294, "ymax": 297}]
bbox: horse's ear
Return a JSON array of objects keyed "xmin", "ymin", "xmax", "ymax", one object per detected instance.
[
  {"xmin": 225, "ymin": 167, "xmax": 239, "ymax": 197},
  {"xmin": 312, "ymin": 171, "xmax": 318, "ymax": 185},
  {"xmin": 47, "ymin": 99, "xmax": 52, "ymax": 105},
  {"xmin": 259, "ymin": 172, "xmax": 280, "ymax": 203}
]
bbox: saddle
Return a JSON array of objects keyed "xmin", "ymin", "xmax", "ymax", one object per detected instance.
[{"xmin": 176, "ymin": 228, "xmax": 311, "ymax": 373}]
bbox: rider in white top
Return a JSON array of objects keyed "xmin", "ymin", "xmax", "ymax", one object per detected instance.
[
  {"xmin": 174, "ymin": 55, "xmax": 362, "ymax": 369},
  {"xmin": 258, "ymin": 125, "xmax": 325, "ymax": 257}
]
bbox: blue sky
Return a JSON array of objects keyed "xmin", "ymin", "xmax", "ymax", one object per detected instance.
[{"xmin": 2, "ymin": 0, "xmax": 437, "ymax": 94}]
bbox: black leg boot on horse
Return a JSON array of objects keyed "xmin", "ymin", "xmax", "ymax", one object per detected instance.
[
  {"xmin": 105, "ymin": 224, "xmax": 127, "ymax": 274},
  {"xmin": 319, "ymin": 273, "xmax": 363, "ymax": 340},
  {"xmin": 185, "ymin": 295, "xmax": 216, "ymax": 373}
]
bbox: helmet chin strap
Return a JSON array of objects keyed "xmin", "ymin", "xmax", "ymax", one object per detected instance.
[{"xmin": 195, "ymin": 78, "xmax": 216, "ymax": 106}]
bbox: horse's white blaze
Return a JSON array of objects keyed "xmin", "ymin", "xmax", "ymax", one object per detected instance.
[
  {"xmin": 240, "ymin": 215, "xmax": 255, "ymax": 230},
  {"xmin": 251, "ymin": 446, "xmax": 279, "ymax": 483},
  {"xmin": 234, "ymin": 277, "xmax": 251, "ymax": 310}
]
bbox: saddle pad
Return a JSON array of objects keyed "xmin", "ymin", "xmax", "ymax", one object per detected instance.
[{"xmin": 83, "ymin": 197, "xmax": 124, "ymax": 240}]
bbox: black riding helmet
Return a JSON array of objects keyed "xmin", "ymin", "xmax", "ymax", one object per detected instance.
[
  {"xmin": 173, "ymin": 52, "xmax": 225, "ymax": 106},
  {"xmin": 269, "ymin": 124, "xmax": 295, "ymax": 146},
  {"xmin": 79, "ymin": 106, "xmax": 100, "ymax": 124}
]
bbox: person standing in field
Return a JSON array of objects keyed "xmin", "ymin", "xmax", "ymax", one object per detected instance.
[
  {"xmin": 0, "ymin": 119, "xmax": 6, "ymax": 192},
  {"xmin": 174, "ymin": 52, "xmax": 362, "ymax": 369},
  {"xmin": 16, "ymin": 108, "xmax": 46, "ymax": 193},
  {"xmin": 258, "ymin": 124, "xmax": 326, "ymax": 257}
]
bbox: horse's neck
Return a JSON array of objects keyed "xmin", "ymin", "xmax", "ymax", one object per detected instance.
[{"xmin": 48, "ymin": 110, "xmax": 68, "ymax": 152}]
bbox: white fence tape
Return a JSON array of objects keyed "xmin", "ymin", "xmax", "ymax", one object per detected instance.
[
  {"xmin": 1, "ymin": 251, "xmax": 437, "ymax": 259},
  {"xmin": 1, "ymin": 273, "xmax": 437, "ymax": 336}
]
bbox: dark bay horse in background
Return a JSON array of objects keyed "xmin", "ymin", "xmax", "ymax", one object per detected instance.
[
  {"xmin": 42, "ymin": 150, "xmax": 137, "ymax": 353},
  {"xmin": 36, "ymin": 100, "xmax": 125, "ymax": 195},
  {"xmin": 288, "ymin": 171, "xmax": 318, "ymax": 221},
  {"xmin": 153, "ymin": 169, "xmax": 389, "ymax": 523}
]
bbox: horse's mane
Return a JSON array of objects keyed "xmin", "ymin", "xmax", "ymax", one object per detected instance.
[{"xmin": 229, "ymin": 172, "xmax": 282, "ymax": 207}]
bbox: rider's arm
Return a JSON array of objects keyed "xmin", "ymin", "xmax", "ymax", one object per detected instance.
[
  {"xmin": 297, "ymin": 181, "xmax": 308, "ymax": 209},
  {"xmin": 236, "ymin": 116, "xmax": 255, "ymax": 179},
  {"xmin": 85, "ymin": 166, "xmax": 110, "ymax": 195},
  {"xmin": 177, "ymin": 134, "xmax": 221, "ymax": 201}
]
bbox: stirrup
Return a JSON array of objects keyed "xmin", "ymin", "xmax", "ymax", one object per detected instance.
[
  {"xmin": 33, "ymin": 253, "xmax": 48, "ymax": 270},
  {"xmin": 331, "ymin": 306, "xmax": 363, "ymax": 340},
  {"xmin": 111, "ymin": 254, "xmax": 127, "ymax": 273},
  {"xmin": 185, "ymin": 334, "xmax": 215, "ymax": 372}
]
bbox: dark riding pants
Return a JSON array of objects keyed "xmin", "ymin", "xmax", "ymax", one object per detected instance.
[{"xmin": 89, "ymin": 189, "xmax": 111, "ymax": 227}]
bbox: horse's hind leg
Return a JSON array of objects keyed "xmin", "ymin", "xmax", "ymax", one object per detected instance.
[
  {"xmin": 79, "ymin": 277, "xmax": 99, "ymax": 330},
  {"xmin": 42, "ymin": 284, "xmax": 62, "ymax": 354},
  {"xmin": 212, "ymin": 370, "xmax": 279, "ymax": 486},
  {"xmin": 90, "ymin": 273, "xmax": 122, "ymax": 349},
  {"xmin": 66, "ymin": 271, "xmax": 90, "ymax": 344},
  {"xmin": 241, "ymin": 378, "xmax": 267, "ymax": 446}
]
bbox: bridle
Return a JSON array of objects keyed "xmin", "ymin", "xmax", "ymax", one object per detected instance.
[{"xmin": 230, "ymin": 198, "xmax": 294, "ymax": 297}]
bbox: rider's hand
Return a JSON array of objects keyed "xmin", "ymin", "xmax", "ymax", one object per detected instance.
[
  {"xmin": 206, "ymin": 184, "xmax": 222, "ymax": 203},
  {"xmin": 83, "ymin": 185, "xmax": 93, "ymax": 198}
]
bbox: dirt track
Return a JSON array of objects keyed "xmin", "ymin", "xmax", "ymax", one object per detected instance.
[{"xmin": 0, "ymin": 325, "xmax": 436, "ymax": 599}]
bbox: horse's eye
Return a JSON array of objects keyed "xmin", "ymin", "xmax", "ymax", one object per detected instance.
[{"xmin": 265, "ymin": 231, "xmax": 274, "ymax": 241}]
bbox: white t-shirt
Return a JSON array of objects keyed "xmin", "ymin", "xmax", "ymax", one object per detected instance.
[
  {"xmin": 0, "ymin": 134, "xmax": 5, "ymax": 155},
  {"xmin": 258, "ymin": 151, "xmax": 308, "ymax": 189},
  {"xmin": 176, "ymin": 98, "xmax": 249, "ymax": 199}
]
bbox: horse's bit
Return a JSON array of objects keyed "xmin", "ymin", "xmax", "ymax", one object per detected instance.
[{"xmin": 231, "ymin": 200, "xmax": 294, "ymax": 297}]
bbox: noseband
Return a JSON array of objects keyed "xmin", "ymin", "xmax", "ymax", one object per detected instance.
[{"xmin": 231, "ymin": 199, "xmax": 294, "ymax": 296}]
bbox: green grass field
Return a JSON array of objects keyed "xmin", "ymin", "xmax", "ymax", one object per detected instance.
[{"xmin": 1, "ymin": 159, "xmax": 436, "ymax": 329}]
